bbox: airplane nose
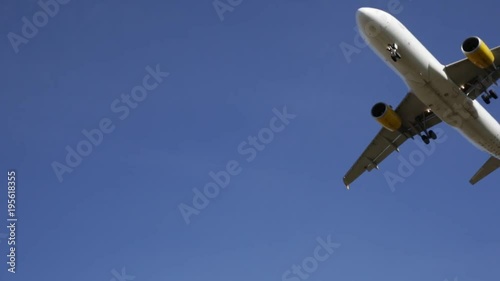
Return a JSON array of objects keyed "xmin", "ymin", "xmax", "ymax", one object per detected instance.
[
  {"xmin": 356, "ymin": 7, "xmax": 370, "ymax": 17},
  {"xmin": 356, "ymin": 7, "xmax": 384, "ymax": 37},
  {"xmin": 356, "ymin": 7, "xmax": 377, "ymax": 26}
]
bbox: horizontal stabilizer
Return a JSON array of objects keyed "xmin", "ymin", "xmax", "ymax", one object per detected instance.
[{"xmin": 470, "ymin": 156, "xmax": 500, "ymax": 185}]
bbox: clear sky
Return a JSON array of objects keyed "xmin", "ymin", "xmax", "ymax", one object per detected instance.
[{"xmin": 1, "ymin": 0, "xmax": 500, "ymax": 280}]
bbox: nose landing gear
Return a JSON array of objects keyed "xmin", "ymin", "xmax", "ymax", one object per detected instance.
[{"xmin": 387, "ymin": 43, "xmax": 401, "ymax": 62}]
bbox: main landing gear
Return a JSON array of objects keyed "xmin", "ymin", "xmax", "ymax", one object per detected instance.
[
  {"xmin": 386, "ymin": 43, "xmax": 401, "ymax": 62},
  {"xmin": 421, "ymin": 130, "xmax": 437, "ymax": 145},
  {"xmin": 481, "ymin": 89, "xmax": 498, "ymax": 105},
  {"xmin": 415, "ymin": 113, "xmax": 437, "ymax": 145}
]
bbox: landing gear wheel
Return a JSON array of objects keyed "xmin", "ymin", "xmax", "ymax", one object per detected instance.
[
  {"xmin": 489, "ymin": 89, "xmax": 498, "ymax": 99},
  {"xmin": 428, "ymin": 130, "xmax": 437, "ymax": 140},
  {"xmin": 482, "ymin": 94, "xmax": 491, "ymax": 104},
  {"xmin": 387, "ymin": 43, "xmax": 401, "ymax": 62},
  {"xmin": 391, "ymin": 52, "xmax": 401, "ymax": 62},
  {"xmin": 416, "ymin": 114, "xmax": 434, "ymax": 145},
  {"xmin": 421, "ymin": 135, "xmax": 430, "ymax": 145}
]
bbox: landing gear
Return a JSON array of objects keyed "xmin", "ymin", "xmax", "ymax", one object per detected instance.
[
  {"xmin": 391, "ymin": 53, "xmax": 402, "ymax": 62},
  {"xmin": 428, "ymin": 130, "xmax": 437, "ymax": 140},
  {"xmin": 482, "ymin": 89, "xmax": 498, "ymax": 105},
  {"xmin": 421, "ymin": 135, "xmax": 430, "ymax": 145},
  {"xmin": 420, "ymin": 130, "xmax": 436, "ymax": 145},
  {"xmin": 489, "ymin": 89, "xmax": 498, "ymax": 99},
  {"xmin": 387, "ymin": 43, "xmax": 401, "ymax": 62},
  {"xmin": 482, "ymin": 94, "xmax": 491, "ymax": 104},
  {"xmin": 415, "ymin": 113, "xmax": 437, "ymax": 145}
]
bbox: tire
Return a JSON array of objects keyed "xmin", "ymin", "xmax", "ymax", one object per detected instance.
[
  {"xmin": 429, "ymin": 130, "xmax": 437, "ymax": 140},
  {"xmin": 489, "ymin": 90, "xmax": 498, "ymax": 99},
  {"xmin": 421, "ymin": 135, "xmax": 430, "ymax": 145},
  {"xmin": 482, "ymin": 95, "xmax": 491, "ymax": 104}
]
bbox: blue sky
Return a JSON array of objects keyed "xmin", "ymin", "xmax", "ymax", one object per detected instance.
[{"xmin": 1, "ymin": 0, "xmax": 500, "ymax": 280}]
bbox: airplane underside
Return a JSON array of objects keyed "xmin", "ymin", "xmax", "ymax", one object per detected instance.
[{"xmin": 343, "ymin": 7, "xmax": 500, "ymax": 188}]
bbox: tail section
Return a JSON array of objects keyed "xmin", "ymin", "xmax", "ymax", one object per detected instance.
[{"xmin": 470, "ymin": 156, "xmax": 500, "ymax": 185}]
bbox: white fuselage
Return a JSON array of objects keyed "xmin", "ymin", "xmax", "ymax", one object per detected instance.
[{"xmin": 356, "ymin": 7, "xmax": 500, "ymax": 159}]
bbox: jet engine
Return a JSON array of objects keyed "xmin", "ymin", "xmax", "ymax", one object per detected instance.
[
  {"xmin": 461, "ymin": 36, "xmax": 495, "ymax": 69},
  {"xmin": 371, "ymin": 102, "xmax": 402, "ymax": 132}
]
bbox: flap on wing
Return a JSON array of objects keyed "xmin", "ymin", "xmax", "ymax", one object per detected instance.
[
  {"xmin": 470, "ymin": 156, "xmax": 500, "ymax": 185},
  {"xmin": 343, "ymin": 130, "xmax": 406, "ymax": 189}
]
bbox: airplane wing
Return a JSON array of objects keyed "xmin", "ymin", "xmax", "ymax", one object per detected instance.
[
  {"xmin": 343, "ymin": 92, "xmax": 442, "ymax": 189},
  {"xmin": 444, "ymin": 46, "xmax": 500, "ymax": 99}
]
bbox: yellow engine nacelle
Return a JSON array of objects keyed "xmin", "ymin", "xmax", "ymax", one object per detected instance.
[
  {"xmin": 371, "ymin": 102, "xmax": 402, "ymax": 132},
  {"xmin": 461, "ymin": 36, "xmax": 495, "ymax": 69}
]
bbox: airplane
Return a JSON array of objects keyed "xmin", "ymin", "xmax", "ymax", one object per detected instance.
[{"xmin": 343, "ymin": 7, "xmax": 500, "ymax": 189}]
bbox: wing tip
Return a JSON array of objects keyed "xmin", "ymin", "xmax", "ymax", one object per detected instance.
[
  {"xmin": 469, "ymin": 156, "xmax": 500, "ymax": 186},
  {"xmin": 343, "ymin": 177, "xmax": 351, "ymax": 190}
]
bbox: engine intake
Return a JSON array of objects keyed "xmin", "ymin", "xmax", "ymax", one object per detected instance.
[
  {"xmin": 461, "ymin": 36, "xmax": 495, "ymax": 69},
  {"xmin": 371, "ymin": 102, "xmax": 402, "ymax": 132}
]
